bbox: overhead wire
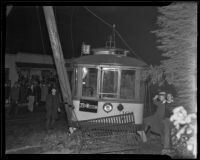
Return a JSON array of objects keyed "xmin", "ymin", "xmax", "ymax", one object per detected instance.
[
  {"xmin": 83, "ymin": 6, "xmax": 147, "ymax": 64},
  {"xmin": 36, "ymin": 6, "xmax": 46, "ymax": 65},
  {"xmin": 84, "ymin": 6, "xmax": 113, "ymax": 28},
  {"xmin": 70, "ymin": 7, "xmax": 75, "ymax": 58}
]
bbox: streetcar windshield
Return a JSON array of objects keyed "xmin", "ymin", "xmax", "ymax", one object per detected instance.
[
  {"xmin": 120, "ymin": 70, "xmax": 135, "ymax": 99},
  {"xmin": 100, "ymin": 68, "xmax": 118, "ymax": 98},
  {"xmin": 72, "ymin": 68, "xmax": 78, "ymax": 97},
  {"xmin": 82, "ymin": 67, "xmax": 98, "ymax": 98}
]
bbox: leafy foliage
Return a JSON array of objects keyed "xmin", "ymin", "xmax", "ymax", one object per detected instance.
[
  {"xmin": 170, "ymin": 106, "xmax": 197, "ymax": 158},
  {"xmin": 151, "ymin": 2, "xmax": 197, "ymax": 112}
]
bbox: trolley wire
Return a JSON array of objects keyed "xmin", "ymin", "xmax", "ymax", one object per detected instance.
[
  {"xmin": 70, "ymin": 7, "xmax": 75, "ymax": 58},
  {"xmin": 36, "ymin": 6, "xmax": 46, "ymax": 65},
  {"xmin": 83, "ymin": 6, "xmax": 147, "ymax": 64}
]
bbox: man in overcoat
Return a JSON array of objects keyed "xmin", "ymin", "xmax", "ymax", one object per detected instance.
[
  {"xmin": 161, "ymin": 93, "xmax": 176, "ymax": 154},
  {"xmin": 45, "ymin": 85, "xmax": 60, "ymax": 130},
  {"xmin": 144, "ymin": 91, "xmax": 167, "ymax": 143},
  {"xmin": 8, "ymin": 82, "xmax": 20, "ymax": 117}
]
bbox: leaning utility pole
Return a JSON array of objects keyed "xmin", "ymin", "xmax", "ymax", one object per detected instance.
[{"xmin": 43, "ymin": 6, "xmax": 72, "ymax": 123}]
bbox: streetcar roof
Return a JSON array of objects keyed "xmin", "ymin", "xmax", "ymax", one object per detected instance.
[{"xmin": 72, "ymin": 54, "xmax": 147, "ymax": 67}]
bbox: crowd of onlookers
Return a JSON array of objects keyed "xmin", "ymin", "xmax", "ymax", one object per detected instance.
[{"xmin": 5, "ymin": 74, "xmax": 61, "ymax": 117}]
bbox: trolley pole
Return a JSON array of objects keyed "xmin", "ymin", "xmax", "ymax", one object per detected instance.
[{"xmin": 43, "ymin": 6, "xmax": 72, "ymax": 123}]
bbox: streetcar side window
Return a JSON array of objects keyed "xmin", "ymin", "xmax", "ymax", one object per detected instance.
[
  {"xmin": 100, "ymin": 68, "xmax": 118, "ymax": 98},
  {"xmin": 72, "ymin": 68, "xmax": 78, "ymax": 98},
  {"xmin": 82, "ymin": 67, "xmax": 98, "ymax": 98},
  {"xmin": 120, "ymin": 70, "xmax": 135, "ymax": 99}
]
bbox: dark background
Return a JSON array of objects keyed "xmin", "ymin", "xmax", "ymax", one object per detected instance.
[{"xmin": 5, "ymin": 6, "xmax": 167, "ymax": 65}]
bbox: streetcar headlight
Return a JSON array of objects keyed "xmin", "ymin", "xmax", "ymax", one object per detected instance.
[{"xmin": 103, "ymin": 103, "xmax": 113, "ymax": 113}]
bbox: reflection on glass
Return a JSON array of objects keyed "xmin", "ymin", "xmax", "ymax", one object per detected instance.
[
  {"xmin": 101, "ymin": 69, "xmax": 118, "ymax": 98},
  {"xmin": 73, "ymin": 68, "xmax": 78, "ymax": 97},
  {"xmin": 120, "ymin": 70, "xmax": 135, "ymax": 99},
  {"xmin": 82, "ymin": 68, "xmax": 97, "ymax": 97}
]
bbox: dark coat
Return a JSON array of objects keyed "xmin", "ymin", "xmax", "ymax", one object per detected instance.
[
  {"xmin": 35, "ymin": 85, "xmax": 41, "ymax": 102},
  {"xmin": 19, "ymin": 85, "xmax": 27, "ymax": 102},
  {"xmin": 45, "ymin": 93, "xmax": 60, "ymax": 120},
  {"xmin": 10, "ymin": 86, "xmax": 20, "ymax": 102},
  {"xmin": 153, "ymin": 99, "xmax": 166, "ymax": 119},
  {"xmin": 144, "ymin": 99, "xmax": 166, "ymax": 135},
  {"xmin": 5, "ymin": 86, "xmax": 10, "ymax": 99},
  {"xmin": 165, "ymin": 101, "xmax": 176, "ymax": 118},
  {"xmin": 27, "ymin": 87, "xmax": 36, "ymax": 96}
]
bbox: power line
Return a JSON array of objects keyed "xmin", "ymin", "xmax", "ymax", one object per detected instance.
[
  {"xmin": 84, "ymin": 6, "xmax": 113, "ymax": 28},
  {"xmin": 115, "ymin": 30, "xmax": 144, "ymax": 62},
  {"xmin": 70, "ymin": 7, "xmax": 75, "ymax": 58},
  {"xmin": 83, "ymin": 6, "xmax": 147, "ymax": 63},
  {"xmin": 36, "ymin": 6, "xmax": 46, "ymax": 64}
]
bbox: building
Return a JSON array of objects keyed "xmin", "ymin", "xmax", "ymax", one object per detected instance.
[{"xmin": 5, "ymin": 52, "xmax": 72, "ymax": 86}]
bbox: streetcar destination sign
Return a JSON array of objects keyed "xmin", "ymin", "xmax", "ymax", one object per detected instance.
[{"xmin": 79, "ymin": 99, "xmax": 98, "ymax": 113}]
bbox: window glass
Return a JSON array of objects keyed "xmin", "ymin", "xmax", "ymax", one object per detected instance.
[
  {"xmin": 101, "ymin": 69, "xmax": 118, "ymax": 98},
  {"xmin": 120, "ymin": 70, "xmax": 135, "ymax": 99},
  {"xmin": 73, "ymin": 68, "xmax": 78, "ymax": 97},
  {"xmin": 140, "ymin": 80, "xmax": 145, "ymax": 101},
  {"xmin": 82, "ymin": 68, "xmax": 98, "ymax": 98}
]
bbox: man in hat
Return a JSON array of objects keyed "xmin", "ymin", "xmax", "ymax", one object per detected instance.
[
  {"xmin": 144, "ymin": 91, "xmax": 167, "ymax": 143},
  {"xmin": 45, "ymin": 85, "xmax": 60, "ymax": 130},
  {"xmin": 8, "ymin": 82, "xmax": 20, "ymax": 117},
  {"xmin": 161, "ymin": 93, "xmax": 176, "ymax": 155}
]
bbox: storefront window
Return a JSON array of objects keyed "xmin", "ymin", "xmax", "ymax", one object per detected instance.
[
  {"xmin": 120, "ymin": 70, "xmax": 135, "ymax": 99},
  {"xmin": 101, "ymin": 68, "xmax": 118, "ymax": 98},
  {"xmin": 82, "ymin": 67, "xmax": 98, "ymax": 98}
]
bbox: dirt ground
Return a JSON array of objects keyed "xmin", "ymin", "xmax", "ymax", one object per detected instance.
[{"xmin": 5, "ymin": 104, "xmax": 165, "ymax": 155}]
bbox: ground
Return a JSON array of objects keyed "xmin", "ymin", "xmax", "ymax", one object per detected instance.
[{"xmin": 5, "ymin": 103, "xmax": 167, "ymax": 155}]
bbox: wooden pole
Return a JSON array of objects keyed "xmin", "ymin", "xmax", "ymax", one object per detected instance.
[{"xmin": 43, "ymin": 6, "xmax": 72, "ymax": 123}]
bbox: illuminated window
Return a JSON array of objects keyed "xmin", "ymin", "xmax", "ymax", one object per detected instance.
[
  {"xmin": 120, "ymin": 70, "xmax": 135, "ymax": 99},
  {"xmin": 82, "ymin": 68, "xmax": 98, "ymax": 98},
  {"xmin": 100, "ymin": 68, "xmax": 118, "ymax": 98},
  {"xmin": 73, "ymin": 68, "xmax": 78, "ymax": 98}
]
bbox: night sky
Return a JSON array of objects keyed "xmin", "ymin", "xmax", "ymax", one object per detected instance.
[{"xmin": 5, "ymin": 6, "xmax": 166, "ymax": 65}]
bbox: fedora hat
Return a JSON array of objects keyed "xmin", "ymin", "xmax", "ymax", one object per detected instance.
[{"xmin": 159, "ymin": 91, "xmax": 166, "ymax": 95}]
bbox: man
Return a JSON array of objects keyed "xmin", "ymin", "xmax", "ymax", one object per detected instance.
[
  {"xmin": 8, "ymin": 82, "xmax": 20, "ymax": 117},
  {"xmin": 161, "ymin": 93, "xmax": 176, "ymax": 155},
  {"xmin": 45, "ymin": 85, "xmax": 60, "ymax": 130},
  {"xmin": 27, "ymin": 83, "xmax": 36, "ymax": 112},
  {"xmin": 5, "ymin": 82, "xmax": 10, "ymax": 104},
  {"xmin": 41, "ymin": 81, "xmax": 48, "ymax": 105},
  {"xmin": 144, "ymin": 91, "xmax": 167, "ymax": 136},
  {"xmin": 34, "ymin": 81, "xmax": 41, "ymax": 106}
]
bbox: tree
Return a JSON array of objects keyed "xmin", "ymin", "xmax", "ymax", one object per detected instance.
[{"xmin": 152, "ymin": 2, "xmax": 197, "ymax": 112}]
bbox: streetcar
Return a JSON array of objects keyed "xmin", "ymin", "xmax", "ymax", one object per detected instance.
[{"xmin": 70, "ymin": 41, "xmax": 148, "ymax": 134}]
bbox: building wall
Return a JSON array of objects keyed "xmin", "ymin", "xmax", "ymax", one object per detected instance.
[
  {"xmin": 5, "ymin": 54, "xmax": 18, "ymax": 86},
  {"xmin": 16, "ymin": 52, "xmax": 54, "ymax": 64},
  {"xmin": 5, "ymin": 52, "xmax": 71, "ymax": 86}
]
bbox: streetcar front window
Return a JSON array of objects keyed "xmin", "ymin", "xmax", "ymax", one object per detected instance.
[
  {"xmin": 72, "ymin": 68, "xmax": 78, "ymax": 98},
  {"xmin": 120, "ymin": 70, "xmax": 135, "ymax": 99},
  {"xmin": 100, "ymin": 68, "xmax": 118, "ymax": 98},
  {"xmin": 82, "ymin": 67, "xmax": 98, "ymax": 98}
]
